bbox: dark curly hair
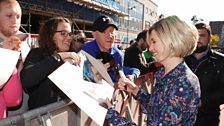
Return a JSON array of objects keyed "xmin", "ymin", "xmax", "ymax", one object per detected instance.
[{"xmin": 38, "ymin": 17, "xmax": 71, "ymax": 55}]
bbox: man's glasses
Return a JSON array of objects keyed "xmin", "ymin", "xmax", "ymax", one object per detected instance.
[{"xmin": 55, "ymin": 30, "xmax": 74, "ymax": 37}]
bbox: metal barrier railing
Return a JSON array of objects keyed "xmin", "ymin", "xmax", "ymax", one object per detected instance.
[{"xmin": 0, "ymin": 73, "xmax": 154, "ymax": 126}]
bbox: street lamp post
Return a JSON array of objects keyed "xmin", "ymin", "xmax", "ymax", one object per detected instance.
[
  {"xmin": 127, "ymin": 3, "xmax": 135, "ymax": 43},
  {"xmin": 127, "ymin": 3, "xmax": 130, "ymax": 43}
]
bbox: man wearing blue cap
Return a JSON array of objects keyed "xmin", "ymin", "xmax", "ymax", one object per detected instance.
[{"xmin": 81, "ymin": 15, "xmax": 140, "ymax": 83}]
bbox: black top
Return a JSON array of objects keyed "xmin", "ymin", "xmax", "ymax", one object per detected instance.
[
  {"xmin": 124, "ymin": 44, "xmax": 155, "ymax": 75},
  {"xmin": 185, "ymin": 49, "xmax": 224, "ymax": 126},
  {"xmin": 20, "ymin": 48, "xmax": 67, "ymax": 110}
]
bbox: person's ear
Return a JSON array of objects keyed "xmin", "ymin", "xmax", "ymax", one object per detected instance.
[
  {"xmin": 92, "ymin": 31, "xmax": 96, "ymax": 38},
  {"xmin": 209, "ymin": 35, "xmax": 212, "ymax": 43},
  {"xmin": 139, "ymin": 38, "xmax": 144, "ymax": 44}
]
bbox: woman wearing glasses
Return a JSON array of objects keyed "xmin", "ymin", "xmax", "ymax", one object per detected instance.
[{"xmin": 20, "ymin": 17, "xmax": 81, "ymax": 110}]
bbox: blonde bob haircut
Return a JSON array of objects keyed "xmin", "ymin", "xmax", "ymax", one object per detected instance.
[{"xmin": 147, "ymin": 15, "xmax": 198, "ymax": 60}]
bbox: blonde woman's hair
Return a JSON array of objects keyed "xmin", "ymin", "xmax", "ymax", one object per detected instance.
[{"xmin": 148, "ymin": 15, "xmax": 198, "ymax": 60}]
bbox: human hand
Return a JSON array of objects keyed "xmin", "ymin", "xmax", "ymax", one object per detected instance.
[
  {"xmin": 126, "ymin": 75, "xmax": 135, "ymax": 82},
  {"xmin": 90, "ymin": 66, "xmax": 103, "ymax": 83},
  {"xmin": 220, "ymin": 104, "xmax": 224, "ymax": 126},
  {"xmin": 100, "ymin": 98, "xmax": 116, "ymax": 109},
  {"xmin": 117, "ymin": 78, "xmax": 139, "ymax": 96},
  {"xmin": 1, "ymin": 36, "xmax": 21, "ymax": 51},
  {"xmin": 58, "ymin": 52, "xmax": 81, "ymax": 65},
  {"xmin": 220, "ymin": 104, "xmax": 224, "ymax": 111}
]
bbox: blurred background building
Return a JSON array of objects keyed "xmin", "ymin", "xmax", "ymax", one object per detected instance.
[{"xmin": 18, "ymin": 0, "xmax": 158, "ymax": 48}]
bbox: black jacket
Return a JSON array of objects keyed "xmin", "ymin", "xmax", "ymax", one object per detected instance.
[
  {"xmin": 124, "ymin": 44, "xmax": 155, "ymax": 75},
  {"xmin": 20, "ymin": 48, "xmax": 67, "ymax": 110},
  {"xmin": 185, "ymin": 49, "xmax": 224, "ymax": 126}
]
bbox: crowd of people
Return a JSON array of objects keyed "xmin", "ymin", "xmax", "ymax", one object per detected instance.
[{"xmin": 1, "ymin": 0, "xmax": 224, "ymax": 125}]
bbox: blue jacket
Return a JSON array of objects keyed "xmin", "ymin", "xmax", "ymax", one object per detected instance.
[{"xmin": 81, "ymin": 40, "xmax": 140, "ymax": 83}]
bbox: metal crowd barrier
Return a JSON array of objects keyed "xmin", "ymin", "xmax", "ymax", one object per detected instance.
[{"xmin": 0, "ymin": 73, "xmax": 154, "ymax": 126}]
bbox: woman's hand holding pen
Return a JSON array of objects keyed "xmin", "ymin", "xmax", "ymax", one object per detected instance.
[
  {"xmin": 125, "ymin": 75, "xmax": 135, "ymax": 82},
  {"xmin": 117, "ymin": 77, "xmax": 139, "ymax": 96}
]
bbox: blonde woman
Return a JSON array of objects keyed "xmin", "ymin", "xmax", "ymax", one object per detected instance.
[{"xmin": 105, "ymin": 15, "xmax": 201, "ymax": 125}]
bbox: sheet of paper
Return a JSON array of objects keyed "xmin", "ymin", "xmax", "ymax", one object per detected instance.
[
  {"xmin": 0, "ymin": 48, "xmax": 20, "ymax": 88},
  {"xmin": 48, "ymin": 62, "xmax": 114, "ymax": 126},
  {"xmin": 80, "ymin": 50, "xmax": 114, "ymax": 86}
]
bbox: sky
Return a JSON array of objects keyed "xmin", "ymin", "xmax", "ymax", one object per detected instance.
[{"xmin": 153, "ymin": 0, "xmax": 223, "ymax": 23}]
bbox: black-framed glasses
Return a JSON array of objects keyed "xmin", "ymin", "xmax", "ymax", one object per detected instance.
[{"xmin": 55, "ymin": 30, "xmax": 74, "ymax": 37}]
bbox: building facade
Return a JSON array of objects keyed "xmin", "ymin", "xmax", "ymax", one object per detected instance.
[
  {"xmin": 18, "ymin": 0, "xmax": 158, "ymax": 48},
  {"xmin": 139, "ymin": 0, "xmax": 158, "ymax": 30}
]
